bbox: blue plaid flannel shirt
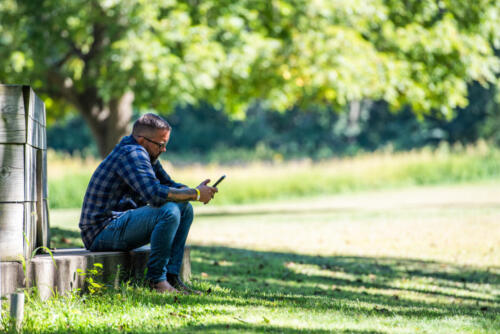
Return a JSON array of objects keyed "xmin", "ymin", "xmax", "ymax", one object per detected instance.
[{"xmin": 79, "ymin": 135, "xmax": 185, "ymax": 249}]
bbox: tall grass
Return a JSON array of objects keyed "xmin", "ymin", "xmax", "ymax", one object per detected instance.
[{"xmin": 48, "ymin": 141, "xmax": 500, "ymax": 209}]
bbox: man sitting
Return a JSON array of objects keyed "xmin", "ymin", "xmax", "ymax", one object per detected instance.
[{"xmin": 79, "ymin": 113, "xmax": 217, "ymax": 294}]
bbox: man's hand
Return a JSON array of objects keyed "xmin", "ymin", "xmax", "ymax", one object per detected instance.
[
  {"xmin": 197, "ymin": 179, "xmax": 218, "ymax": 204},
  {"xmin": 165, "ymin": 179, "xmax": 217, "ymax": 203}
]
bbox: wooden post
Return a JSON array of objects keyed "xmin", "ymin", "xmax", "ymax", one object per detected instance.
[
  {"xmin": 10, "ymin": 293, "xmax": 24, "ymax": 330},
  {"xmin": 0, "ymin": 256, "xmax": 2, "ymax": 320},
  {"xmin": 0, "ymin": 85, "xmax": 49, "ymax": 262}
]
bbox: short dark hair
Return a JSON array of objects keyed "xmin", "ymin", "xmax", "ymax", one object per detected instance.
[{"xmin": 132, "ymin": 113, "xmax": 171, "ymax": 136}]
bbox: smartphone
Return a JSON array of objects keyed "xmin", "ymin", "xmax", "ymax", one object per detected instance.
[{"xmin": 213, "ymin": 175, "xmax": 226, "ymax": 187}]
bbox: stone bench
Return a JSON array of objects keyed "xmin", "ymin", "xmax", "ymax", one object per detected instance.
[{"xmin": 0, "ymin": 245, "xmax": 191, "ymax": 300}]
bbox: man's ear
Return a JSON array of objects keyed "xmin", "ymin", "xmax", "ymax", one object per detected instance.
[{"xmin": 134, "ymin": 135, "xmax": 145, "ymax": 145}]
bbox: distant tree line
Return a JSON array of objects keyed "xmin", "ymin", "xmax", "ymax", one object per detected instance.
[{"xmin": 48, "ymin": 81, "xmax": 499, "ymax": 162}]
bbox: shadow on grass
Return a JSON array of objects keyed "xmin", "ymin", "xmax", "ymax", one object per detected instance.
[
  {"xmin": 185, "ymin": 246, "xmax": 499, "ymax": 318},
  {"xmin": 31, "ymin": 323, "xmax": 386, "ymax": 334},
  {"xmin": 173, "ymin": 323, "xmax": 385, "ymax": 334},
  {"xmin": 48, "ymin": 229, "xmax": 499, "ymax": 332}
]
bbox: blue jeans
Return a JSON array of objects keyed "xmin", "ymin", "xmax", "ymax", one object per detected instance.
[{"xmin": 89, "ymin": 202, "xmax": 194, "ymax": 283}]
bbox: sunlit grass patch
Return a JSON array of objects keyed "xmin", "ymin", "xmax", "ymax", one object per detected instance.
[
  {"xmin": 47, "ymin": 142, "xmax": 500, "ymax": 209},
  {"xmin": 50, "ymin": 183, "xmax": 500, "ymax": 266}
]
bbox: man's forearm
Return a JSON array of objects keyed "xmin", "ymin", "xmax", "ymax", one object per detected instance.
[{"xmin": 166, "ymin": 188, "xmax": 197, "ymax": 202}]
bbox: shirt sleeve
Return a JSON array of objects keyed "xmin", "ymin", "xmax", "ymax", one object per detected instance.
[
  {"xmin": 153, "ymin": 160, "xmax": 187, "ymax": 188},
  {"xmin": 116, "ymin": 147, "xmax": 171, "ymax": 207}
]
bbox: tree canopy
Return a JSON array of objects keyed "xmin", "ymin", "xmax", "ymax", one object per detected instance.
[{"xmin": 1, "ymin": 0, "xmax": 499, "ymax": 156}]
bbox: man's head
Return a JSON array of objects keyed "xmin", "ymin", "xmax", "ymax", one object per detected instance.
[{"xmin": 132, "ymin": 113, "xmax": 171, "ymax": 162}]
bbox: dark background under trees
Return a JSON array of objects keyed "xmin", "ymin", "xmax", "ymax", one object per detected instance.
[{"xmin": 48, "ymin": 82, "xmax": 500, "ymax": 164}]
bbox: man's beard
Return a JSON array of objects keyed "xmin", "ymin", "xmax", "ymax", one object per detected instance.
[{"xmin": 150, "ymin": 152, "xmax": 161, "ymax": 163}]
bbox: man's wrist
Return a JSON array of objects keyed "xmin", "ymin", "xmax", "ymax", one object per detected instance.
[{"xmin": 194, "ymin": 188, "xmax": 200, "ymax": 201}]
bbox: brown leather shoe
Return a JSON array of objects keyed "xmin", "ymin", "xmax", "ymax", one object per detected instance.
[{"xmin": 148, "ymin": 280, "xmax": 179, "ymax": 294}]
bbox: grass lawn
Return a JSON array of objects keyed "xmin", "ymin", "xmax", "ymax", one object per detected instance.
[{"xmin": 5, "ymin": 183, "xmax": 499, "ymax": 333}]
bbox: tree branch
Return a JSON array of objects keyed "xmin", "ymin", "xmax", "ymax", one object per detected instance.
[
  {"xmin": 82, "ymin": 22, "xmax": 106, "ymax": 63},
  {"xmin": 46, "ymin": 69, "xmax": 80, "ymax": 107}
]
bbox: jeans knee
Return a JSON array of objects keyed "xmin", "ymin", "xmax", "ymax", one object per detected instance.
[{"xmin": 157, "ymin": 202, "xmax": 181, "ymax": 225}]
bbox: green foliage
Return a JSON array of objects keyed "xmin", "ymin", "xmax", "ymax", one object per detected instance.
[
  {"xmin": 1, "ymin": 0, "xmax": 499, "ymax": 121},
  {"xmin": 76, "ymin": 263, "xmax": 106, "ymax": 295},
  {"xmin": 49, "ymin": 79, "xmax": 500, "ymax": 162}
]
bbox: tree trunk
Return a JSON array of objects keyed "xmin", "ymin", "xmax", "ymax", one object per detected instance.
[{"xmin": 78, "ymin": 91, "xmax": 134, "ymax": 158}]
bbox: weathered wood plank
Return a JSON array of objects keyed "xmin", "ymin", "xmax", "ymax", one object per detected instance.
[
  {"xmin": 27, "ymin": 117, "xmax": 34, "ymax": 148},
  {"xmin": 0, "ymin": 114, "xmax": 26, "ymax": 144},
  {"xmin": 0, "ymin": 86, "xmax": 26, "ymax": 144},
  {"xmin": 22, "ymin": 86, "xmax": 45, "ymax": 126},
  {"xmin": 26, "ymin": 118, "xmax": 46, "ymax": 150},
  {"xmin": 0, "ymin": 203, "xmax": 24, "ymax": 261},
  {"xmin": 35, "ymin": 148, "xmax": 49, "ymax": 249},
  {"xmin": 0, "ymin": 86, "xmax": 46, "ymax": 146},
  {"xmin": 34, "ymin": 92, "xmax": 46, "ymax": 126},
  {"xmin": 27, "ymin": 118, "xmax": 37, "ymax": 149},
  {"xmin": 24, "ymin": 146, "xmax": 36, "ymax": 202},
  {"xmin": 0, "ymin": 86, "xmax": 24, "ymax": 115},
  {"xmin": 39, "ymin": 120, "xmax": 46, "ymax": 149},
  {"xmin": 0, "ymin": 144, "xmax": 25, "ymax": 202},
  {"xmin": 43, "ymin": 149, "xmax": 47, "ymax": 199},
  {"xmin": 36, "ymin": 200, "xmax": 50, "ymax": 249},
  {"xmin": 23, "ymin": 86, "xmax": 46, "ymax": 149},
  {"xmin": 22, "ymin": 86, "xmax": 34, "ymax": 123},
  {"xmin": 36, "ymin": 149, "xmax": 42, "ymax": 202},
  {"xmin": 24, "ymin": 201, "xmax": 37, "ymax": 259},
  {"xmin": 27, "ymin": 117, "xmax": 35, "ymax": 148}
]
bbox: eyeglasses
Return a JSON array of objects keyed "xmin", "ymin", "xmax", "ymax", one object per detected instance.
[{"xmin": 139, "ymin": 136, "xmax": 167, "ymax": 150}]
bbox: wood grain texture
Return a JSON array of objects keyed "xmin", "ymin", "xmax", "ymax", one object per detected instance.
[
  {"xmin": 0, "ymin": 144, "xmax": 25, "ymax": 202},
  {"xmin": 36, "ymin": 149, "xmax": 42, "ymax": 202},
  {"xmin": 34, "ymin": 91, "xmax": 46, "ymax": 126},
  {"xmin": 0, "ymin": 203, "xmax": 24, "ymax": 261},
  {"xmin": 23, "ymin": 146, "xmax": 36, "ymax": 202},
  {"xmin": 22, "ymin": 86, "xmax": 44, "ymax": 125},
  {"xmin": 43, "ymin": 149, "xmax": 47, "ymax": 199},
  {"xmin": 35, "ymin": 149, "xmax": 49, "ymax": 249},
  {"xmin": 0, "ymin": 114, "xmax": 26, "ymax": 144},
  {"xmin": 0, "ymin": 86, "xmax": 26, "ymax": 144},
  {"xmin": 27, "ymin": 118, "xmax": 46, "ymax": 149},
  {"xmin": 22, "ymin": 86, "xmax": 34, "ymax": 124},
  {"xmin": 24, "ymin": 201, "xmax": 37, "ymax": 259},
  {"xmin": 24, "ymin": 85, "xmax": 46, "ymax": 149},
  {"xmin": 36, "ymin": 200, "xmax": 50, "ymax": 249},
  {"xmin": 27, "ymin": 118, "xmax": 36, "ymax": 148},
  {"xmin": 0, "ymin": 85, "xmax": 46, "ymax": 146},
  {"xmin": 39, "ymin": 120, "xmax": 47, "ymax": 149},
  {"xmin": 0, "ymin": 86, "xmax": 24, "ymax": 115}
]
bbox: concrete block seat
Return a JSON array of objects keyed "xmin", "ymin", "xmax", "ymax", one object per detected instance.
[{"xmin": 0, "ymin": 245, "xmax": 191, "ymax": 300}]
